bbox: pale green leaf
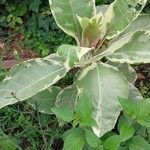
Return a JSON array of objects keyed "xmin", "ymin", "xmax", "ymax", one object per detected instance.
[
  {"xmin": 119, "ymin": 14, "xmax": 150, "ymax": 37},
  {"xmin": 63, "ymin": 128, "xmax": 85, "ymax": 150},
  {"xmin": 56, "ymin": 85, "xmax": 79, "ymax": 112},
  {"xmin": 107, "ymin": 62, "xmax": 137, "ymax": 83},
  {"xmin": 77, "ymin": 62, "xmax": 129, "ymax": 137},
  {"xmin": 57, "ymin": 44, "xmax": 92, "ymax": 68},
  {"xmin": 90, "ymin": 32, "xmax": 135, "ymax": 63},
  {"xmin": 107, "ymin": 31, "xmax": 150, "ymax": 64},
  {"xmin": 49, "ymin": 0, "xmax": 95, "ymax": 42},
  {"xmin": 105, "ymin": 0, "xmax": 147, "ymax": 39},
  {"xmin": 96, "ymin": 5, "xmax": 109, "ymax": 15},
  {"xmin": 128, "ymin": 84, "xmax": 143, "ymax": 101},
  {"xmin": 28, "ymin": 86, "xmax": 61, "ymax": 114},
  {"xmin": 0, "ymin": 54, "xmax": 68, "ymax": 109}
]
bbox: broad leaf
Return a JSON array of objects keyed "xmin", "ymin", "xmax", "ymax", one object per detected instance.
[
  {"xmin": 56, "ymin": 85, "xmax": 79, "ymax": 112},
  {"xmin": 77, "ymin": 62, "xmax": 129, "ymax": 137},
  {"xmin": 128, "ymin": 84, "xmax": 143, "ymax": 101},
  {"xmin": 76, "ymin": 94, "xmax": 96, "ymax": 127},
  {"xmin": 96, "ymin": 5, "xmax": 109, "ymax": 15},
  {"xmin": 28, "ymin": 86, "xmax": 61, "ymax": 114},
  {"xmin": 107, "ymin": 62, "xmax": 137, "ymax": 83},
  {"xmin": 63, "ymin": 128, "xmax": 85, "ymax": 150},
  {"xmin": 0, "ymin": 54, "xmax": 68, "ymax": 109},
  {"xmin": 57, "ymin": 44, "xmax": 92, "ymax": 68},
  {"xmin": 49, "ymin": 0, "xmax": 95, "ymax": 42},
  {"xmin": 119, "ymin": 15, "xmax": 150, "ymax": 37},
  {"xmin": 105, "ymin": 0, "xmax": 147, "ymax": 39},
  {"xmin": 90, "ymin": 32, "xmax": 135, "ymax": 63},
  {"xmin": 107, "ymin": 31, "xmax": 150, "ymax": 64}
]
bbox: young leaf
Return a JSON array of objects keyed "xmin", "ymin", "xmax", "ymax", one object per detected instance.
[
  {"xmin": 63, "ymin": 128, "xmax": 85, "ymax": 150},
  {"xmin": 105, "ymin": 0, "xmax": 147, "ymax": 39},
  {"xmin": 0, "ymin": 54, "xmax": 68, "ymax": 109},
  {"xmin": 77, "ymin": 62, "xmax": 129, "ymax": 137},
  {"xmin": 49, "ymin": 0, "xmax": 95, "ymax": 42},
  {"xmin": 57, "ymin": 44, "xmax": 92, "ymax": 68},
  {"xmin": 104, "ymin": 135, "xmax": 120, "ymax": 150},
  {"xmin": 85, "ymin": 130, "xmax": 100, "ymax": 148},
  {"xmin": 77, "ymin": 13, "xmax": 106, "ymax": 47},
  {"xmin": 119, "ymin": 122, "xmax": 134, "ymax": 142},
  {"xmin": 52, "ymin": 106, "xmax": 74, "ymax": 122},
  {"xmin": 107, "ymin": 31, "xmax": 150, "ymax": 64},
  {"xmin": 76, "ymin": 94, "xmax": 96, "ymax": 127},
  {"xmin": 119, "ymin": 98, "xmax": 138, "ymax": 117},
  {"xmin": 28, "ymin": 86, "xmax": 61, "ymax": 114}
]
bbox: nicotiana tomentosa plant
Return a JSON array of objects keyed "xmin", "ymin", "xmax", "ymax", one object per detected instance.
[{"xmin": 0, "ymin": 0, "xmax": 150, "ymax": 148}]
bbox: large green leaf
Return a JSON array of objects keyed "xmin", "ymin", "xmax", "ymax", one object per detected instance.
[
  {"xmin": 28, "ymin": 86, "xmax": 61, "ymax": 114},
  {"xmin": 119, "ymin": 15, "xmax": 150, "ymax": 37},
  {"xmin": 105, "ymin": 0, "xmax": 147, "ymax": 39},
  {"xmin": 107, "ymin": 31, "xmax": 150, "ymax": 64},
  {"xmin": 49, "ymin": 0, "xmax": 95, "ymax": 42},
  {"xmin": 0, "ymin": 54, "xmax": 68, "ymax": 109},
  {"xmin": 77, "ymin": 62, "xmax": 129, "ymax": 137},
  {"xmin": 107, "ymin": 62, "xmax": 137, "ymax": 83}
]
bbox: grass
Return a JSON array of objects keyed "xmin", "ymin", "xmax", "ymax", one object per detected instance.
[{"xmin": 0, "ymin": 102, "xmax": 65, "ymax": 150}]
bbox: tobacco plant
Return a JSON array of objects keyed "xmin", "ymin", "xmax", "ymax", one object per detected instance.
[{"xmin": 0, "ymin": 0, "xmax": 150, "ymax": 149}]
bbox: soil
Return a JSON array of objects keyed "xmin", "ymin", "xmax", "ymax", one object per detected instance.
[{"xmin": 0, "ymin": 32, "xmax": 38, "ymax": 69}]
